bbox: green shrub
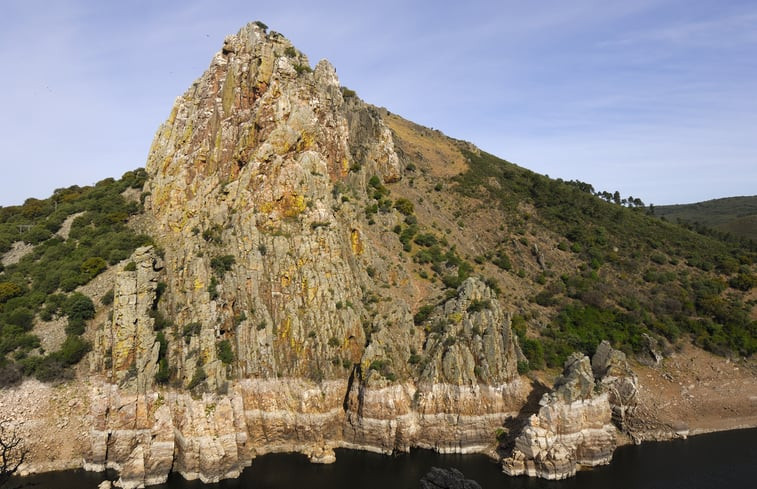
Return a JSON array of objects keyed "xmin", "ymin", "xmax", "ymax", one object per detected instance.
[
  {"xmin": 413, "ymin": 233, "xmax": 437, "ymax": 247},
  {"xmin": 0, "ymin": 361, "xmax": 23, "ymax": 388},
  {"xmin": 150, "ymin": 309, "xmax": 171, "ymax": 331},
  {"xmin": 467, "ymin": 299, "xmax": 491, "ymax": 313},
  {"xmin": 7, "ymin": 308, "xmax": 34, "ymax": 330},
  {"xmin": 34, "ymin": 356, "xmax": 71, "ymax": 382},
  {"xmin": 393, "ymin": 198, "xmax": 414, "ymax": 216},
  {"xmin": 208, "ymin": 276, "xmax": 219, "ymax": 300},
  {"xmin": 80, "ymin": 257, "xmax": 107, "ymax": 278},
  {"xmin": 0, "ymin": 282, "xmax": 23, "ymax": 303},
  {"xmin": 217, "ymin": 339, "xmax": 234, "ymax": 364},
  {"xmin": 729, "ymin": 272, "xmax": 756, "ymax": 291},
  {"xmin": 101, "ymin": 288, "xmax": 114, "ymax": 305},
  {"xmin": 293, "ymin": 63, "xmax": 312, "ymax": 75},
  {"xmin": 340, "ymin": 86, "xmax": 357, "ymax": 99},
  {"xmin": 183, "ymin": 322, "xmax": 202, "ymax": 341},
  {"xmin": 202, "ymin": 225, "xmax": 223, "ymax": 244},
  {"xmin": 58, "ymin": 335, "xmax": 91, "ymax": 365},
  {"xmin": 188, "ymin": 366, "xmax": 207, "ymax": 390},
  {"xmin": 492, "ymin": 250, "xmax": 512, "ymax": 271},
  {"xmin": 155, "ymin": 358, "xmax": 170, "ymax": 384},
  {"xmin": 210, "ymin": 255, "xmax": 236, "ymax": 275},
  {"xmin": 64, "ymin": 293, "xmax": 95, "ymax": 323},
  {"xmin": 413, "ymin": 305, "xmax": 435, "ymax": 325},
  {"xmin": 517, "ymin": 361, "xmax": 530, "ymax": 374}
]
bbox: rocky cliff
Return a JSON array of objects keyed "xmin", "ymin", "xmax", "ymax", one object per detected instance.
[
  {"xmin": 79, "ymin": 23, "xmax": 529, "ymax": 488},
  {"xmin": 502, "ymin": 342, "xmax": 638, "ymax": 479}
]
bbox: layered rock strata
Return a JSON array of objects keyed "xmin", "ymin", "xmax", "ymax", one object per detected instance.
[
  {"xmin": 502, "ymin": 344, "xmax": 638, "ymax": 479},
  {"xmin": 86, "ymin": 268, "xmax": 526, "ymax": 486}
]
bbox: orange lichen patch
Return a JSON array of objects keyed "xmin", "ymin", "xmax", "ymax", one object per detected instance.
[
  {"xmin": 384, "ymin": 113, "xmax": 467, "ymax": 178},
  {"xmin": 350, "ymin": 229, "xmax": 364, "ymax": 255}
]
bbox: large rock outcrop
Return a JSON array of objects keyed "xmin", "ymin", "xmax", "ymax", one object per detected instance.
[
  {"xmin": 92, "ymin": 246, "xmax": 164, "ymax": 391},
  {"xmin": 592, "ymin": 340, "xmax": 639, "ymax": 430},
  {"xmin": 502, "ymin": 343, "xmax": 638, "ymax": 479},
  {"xmin": 342, "ymin": 278, "xmax": 526, "ymax": 454},
  {"xmin": 83, "ymin": 23, "xmax": 528, "ymax": 487}
]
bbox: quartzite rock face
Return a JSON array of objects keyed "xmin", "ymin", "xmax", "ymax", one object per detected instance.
[
  {"xmin": 502, "ymin": 353, "xmax": 618, "ymax": 480},
  {"xmin": 83, "ymin": 23, "xmax": 529, "ymax": 487},
  {"xmin": 592, "ymin": 340, "xmax": 639, "ymax": 430},
  {"xmin": 92, "ymin": 246, "xmax": 164, "ymax": 392},
  {"xmin": 502, "ymin": 344, "xmax": 639, "ymax": 480}
]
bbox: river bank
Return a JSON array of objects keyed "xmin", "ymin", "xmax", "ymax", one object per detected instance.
[
  {"xmin": 2, "ymin": 343, "xmax": 755, "ymax": 483},
  {"xmin": 9, "ymin": 427, "xmax": 757, "ymax": 489}
]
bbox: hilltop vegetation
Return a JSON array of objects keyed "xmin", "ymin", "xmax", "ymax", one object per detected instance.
[
  {"xmin": 656, "ymin": 196, "xmax": 757, "ymax": 241},
  {"xmin": 0, "ymin": 170, "xmax": 151, "ymax": 385},
  {"xmin": 447, "ymin": 149, "xmax": 756, "ymax": 366}
]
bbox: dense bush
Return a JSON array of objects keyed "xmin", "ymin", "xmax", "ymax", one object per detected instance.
[
  {"xmin": 217, "ymin": 339, "xmax": 234, "ymax": 364},
  {"xmin": 210, "ymin": 255, "xmax": 236, "ymax": 275}
]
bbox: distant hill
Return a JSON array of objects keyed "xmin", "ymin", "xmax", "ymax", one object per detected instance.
[{"xmin": 656, "ymin": 196, "xmax": 757, "ymax": 241}]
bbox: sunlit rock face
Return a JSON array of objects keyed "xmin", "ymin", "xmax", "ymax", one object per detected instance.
[
  {"xmin": 84, "ymin": 22, "xmax": 528, "ymax": 487},
  {"xmin": 502, "ymin": 344, "xmax": 639, "ymax": 480}
]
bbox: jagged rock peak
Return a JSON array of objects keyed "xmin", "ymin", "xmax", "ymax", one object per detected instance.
[
  {"xmin": 138, "ymin": 19, "xmax": 404, "ymax": 388},
  {"xmin": 550, "ymin": 352, "xmax": 595, "ymax": 403}
]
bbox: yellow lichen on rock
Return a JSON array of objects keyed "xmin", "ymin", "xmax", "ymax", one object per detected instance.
[
  {"xmin": 350, "ymin": 229, "xmax": 363, "ymax": 255},
  {"xmin": 280, "ymin": 193, "xmax": 306, "ymax": 218}
]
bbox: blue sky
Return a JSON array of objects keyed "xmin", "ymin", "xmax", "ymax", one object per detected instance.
[{"xmin": 0, "ymin": 0, "xmax": 755, "ymax": 206}]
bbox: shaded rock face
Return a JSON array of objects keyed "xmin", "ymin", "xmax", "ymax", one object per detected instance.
[
  {"xmin": 592, "ymin": 340, "xmax": 639, "ymax": 430},
  {"xmin": 502, "ymin": 348, "xmax": 637, "ymax": 480},
  {"xmin": 84, "ymin": 23, "xmax": 528, "ymax": 487}
]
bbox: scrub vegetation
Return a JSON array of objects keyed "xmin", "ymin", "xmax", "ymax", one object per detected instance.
[
  {"xmin": 452, "ymin": 149, "xmax": 756, "ymax": 368},
  {"xmin": 0, "ymin": 169, "xmax": 151, "ymax": 384}
]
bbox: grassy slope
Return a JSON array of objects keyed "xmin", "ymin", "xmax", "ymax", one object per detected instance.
[{"xmin": 656, "ymin": 196, "xmax": 757, "ymax": 241}]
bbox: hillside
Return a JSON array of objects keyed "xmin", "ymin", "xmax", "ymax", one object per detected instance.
[
  {"xmin": 656, "ymin": 196, "xmax": 757, "ymax": 241},
  {"xmin": 0, "ymin": 21, "xmax": 755, "ymax": 487}
]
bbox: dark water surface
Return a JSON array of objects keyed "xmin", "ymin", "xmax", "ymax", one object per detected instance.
[{"xmin": 12, "ymin": 428, "xmax": 757, "ymax": 489}]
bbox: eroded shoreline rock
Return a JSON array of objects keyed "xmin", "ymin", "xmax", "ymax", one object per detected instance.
[{"xmin": 502, "ymin": 343, "xmax": 639, "ymax": 480}]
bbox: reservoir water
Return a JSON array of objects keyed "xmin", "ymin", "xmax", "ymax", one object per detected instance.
[{"xmin": 11, "ymin": 427, "xmax": 757, "ymax": 489}]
